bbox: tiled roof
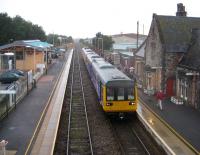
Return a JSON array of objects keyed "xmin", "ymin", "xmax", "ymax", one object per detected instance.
[
  {"xmin": 0, "ymin": 40, "xmax": 52, "ymax": 51},
  {"xmin": 179, "ymin": 29, "xmax": 200, "ymax": 70},
  {"xmin": 113, "ymin": 43, "xmax": 137, "ymax": 50},
  {"xmin": 112, "ymin": 33, "xmax": 147, "ymax": 39},
  {"xmin": 155, "ymin": 15, "xmax": 200, "ymax": 53},
  {"xmin": 135, "ymin": 39, "xmax": 146, "ymax": 58}
]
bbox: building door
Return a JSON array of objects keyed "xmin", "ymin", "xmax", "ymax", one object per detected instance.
[{"xmin": 166, "ymin": 78, "xmax": 174, "ymax": 96}]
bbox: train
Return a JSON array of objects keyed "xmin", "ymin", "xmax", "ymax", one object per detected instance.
[{"xmin": 82, "ymin": 48, "xmax": 138, "ymax": 116}]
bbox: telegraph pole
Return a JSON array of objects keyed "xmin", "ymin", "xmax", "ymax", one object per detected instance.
[{"xmin": 137, "ymin": 21, "xmax": 139, "ymax": 48}]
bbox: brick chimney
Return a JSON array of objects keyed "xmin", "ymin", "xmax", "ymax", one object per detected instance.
[{"xmin": 176, "ymin": 3, "xmax": 187, "ymax": 17}]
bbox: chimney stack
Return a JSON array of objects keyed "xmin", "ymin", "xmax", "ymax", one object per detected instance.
[{"xmin": 176, "ymin": 3, "xmax": 187, "ymax": 17}]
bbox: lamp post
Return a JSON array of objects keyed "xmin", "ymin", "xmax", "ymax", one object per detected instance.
[{"xmin": 98, "ymin": 38, "xmax": 103, "ymax": 57}]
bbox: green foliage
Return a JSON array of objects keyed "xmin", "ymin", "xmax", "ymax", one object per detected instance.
[
  {"xmin": 92, "ymin": 32, "xmax": 114, "ymax": 50},
  {"xmin": 103, "ymin": 35, "xmax": 114, "ymax": 50},
  {"xmin": 46, "ymin": 34, "xmax": 73, "ymax": 46},
  {"xmin": 0, "ymin": 13, "xmax": 46, "ymax": 45},
  {"xmin": 0, "ymin": 13, "xmax": 13, "ymax": 45}
]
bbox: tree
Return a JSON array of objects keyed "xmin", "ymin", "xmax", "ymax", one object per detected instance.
[
  {"xmin": 46, "ymin": 34, "xmax": 73, "ymax": 46},
  {"xmin": 0, "ymin": 13, "xmax": 46, "ymax": 45},
  {"xmin": 92, "ymin": 32, "xmax": 114, "ymax": 50},
  {"xmin": 102, "ymin": 35, "xmax": 114, "ymax": 50},
  {"xmin": 0, "ymin": 13, "xmax": 13, "ymax": 45}
]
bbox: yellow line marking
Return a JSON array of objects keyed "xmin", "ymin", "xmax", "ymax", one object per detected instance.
[
  {"xmin": 24, "ymin": 52, "xmax": 71, "ymax": 155},
  {"xmin": 139, "ymin": 97, "xmax": 200, "ymax": 155}
]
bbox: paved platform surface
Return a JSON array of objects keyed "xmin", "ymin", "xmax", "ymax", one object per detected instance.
[
  {"xmin": 0, "ymin": 55, "xmax": 68, "ymax": 155},
  {"xmin": 138, "ymin": 89, "xmax": 200, "ymax": 154}
]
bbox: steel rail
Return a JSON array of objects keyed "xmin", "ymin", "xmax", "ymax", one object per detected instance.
[
  {"xmin": 77, "ymin": 49, "xmax": 94, "ymax": 155},
  {"xmin": 108, "ymin": 118, "xmax": 126, "ymax": 155},
  {"xmin": 66, "ymin": 49, "xmax": 75, "ymax": 155},
  {"xmin": 66, "ymin": 49, "xmax": 93, "ymax": 155},
  {"xmin": 129, "ymin": 125, "xmax": 151, "ymax": 155}
]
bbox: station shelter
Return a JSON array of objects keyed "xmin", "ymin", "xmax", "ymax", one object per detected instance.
[{"xmin": 0, "ymin": 40, "xmax": 53, "ymax": 74}]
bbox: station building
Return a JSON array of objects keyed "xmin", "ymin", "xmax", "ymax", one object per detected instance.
[{"xmin": 0, "ymin": 40, "xmax": 52, "ymax": 74}]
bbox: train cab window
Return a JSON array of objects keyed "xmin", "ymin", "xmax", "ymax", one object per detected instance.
[
  {"xmin": 128, "ymin": 88, "xmax": 134, "ymax": 100},
  {"xmin": 117, "ymin": 88, "xmax": 124, "ymax": 100},
  {"xmin": 106, "ymin": 87, "xmax": 114, "ymax": 101}
]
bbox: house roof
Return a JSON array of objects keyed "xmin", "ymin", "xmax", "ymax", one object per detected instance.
[
  {"xmin": 118, "ymin": 51, "xmax": 133, "ymax": 57},
  {"xmin": 135, "ymin": 39, "xmax": 146, "ymax": 58},
  {"xmin": 179, "ymin": 29, "xmax": 200, "ymax": 70},
  {"xmin": 155, "ymin": 14, "xmax": 200, "ymax": 53},
  {"xmin": 0, "ymin": 40, "xmax": 52, "ymax": 51},
  {"xmin": 112, "ymin": 33, "xmax": 146, "ymax": 39},
  {"xmin": 113, "ymin": 43, "xmax": 137, "ymax": 50}
]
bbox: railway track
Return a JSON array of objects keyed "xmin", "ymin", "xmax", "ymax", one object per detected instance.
[
  {"xmin": 54, "ymin": 44, "xmax": 166, "ymax": 155},
  {"xmin": 66, "ymin": 49, "xmax": 93, "ymax": 155},
  {"xmin": 110, "ymin": 116, "xmax": 166, "ymax": 155}
]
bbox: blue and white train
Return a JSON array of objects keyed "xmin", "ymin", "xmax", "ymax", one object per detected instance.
[{"xmin": 82, "ymin": 48, "xmax": 138, "ymax": 115}]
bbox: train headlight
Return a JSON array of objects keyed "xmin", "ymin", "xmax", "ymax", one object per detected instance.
[
  {"xmin": 129, "ymin": 102, "xmax": 135, "ymax": 105},
  {"xmin": 106, "ymin": 102, "xmax": 113, "ymax": 106}
]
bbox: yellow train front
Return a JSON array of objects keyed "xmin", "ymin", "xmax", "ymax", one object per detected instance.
[
  {"xmin": 82, "ymin": 48, "xmax": 137, "ymax": 115},
  {"xmin": 101, "ymin": 80, "xmax": 137, "ymax": 113}
]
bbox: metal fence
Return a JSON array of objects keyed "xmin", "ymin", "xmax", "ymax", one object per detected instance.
[{"xmin": 0, "ymin": 73, "xmax": 34, "ymax": 120}]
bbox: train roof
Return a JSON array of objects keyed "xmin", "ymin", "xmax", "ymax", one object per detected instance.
[
  {"xmin": 92, "ymin": 57, "xmax": 134, "ymax": 87},
  {"xmin": 82, "ymin": 48, "xmax": 135, "ymax": 87}
]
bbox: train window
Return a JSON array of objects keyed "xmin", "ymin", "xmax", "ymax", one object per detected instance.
[
  {"xmin": 106, "ymin": 87, "xmax": 114, "ymax": 101},
  {"xmin": 117, "ymin": 88, "xmax": 124, "ymax": 100},
  {"xmin": 128, "ymin": 88, "xmax": 134, "ymax": 100}
]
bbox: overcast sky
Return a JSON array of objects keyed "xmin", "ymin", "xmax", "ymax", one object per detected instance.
[{"xmin": 0, "ymin": 0, "xmax": 198, "ymax": 38}]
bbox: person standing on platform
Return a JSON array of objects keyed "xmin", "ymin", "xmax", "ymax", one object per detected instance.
[{"xmin": 156, "ymin": 90, "xmax": 165, "ymax": 110}]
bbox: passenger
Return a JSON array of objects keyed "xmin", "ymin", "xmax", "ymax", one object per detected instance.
[{"xmin": 156, "ymin": 90, "xmax": 165, "ymax": 110}]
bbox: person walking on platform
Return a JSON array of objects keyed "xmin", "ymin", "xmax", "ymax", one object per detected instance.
[{"xmin": 156, "ymin": 90, "xmax": 165, "ymax": 110}]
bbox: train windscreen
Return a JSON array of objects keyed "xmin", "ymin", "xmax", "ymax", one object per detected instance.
[{"xmin": 106, "ymin": 87, "xmax": 134, "ymax": 101}]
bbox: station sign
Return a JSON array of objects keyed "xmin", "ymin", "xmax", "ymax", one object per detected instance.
[{"xmin": 0, "ymin": 90, "xmax": 16, "ymax": 94}]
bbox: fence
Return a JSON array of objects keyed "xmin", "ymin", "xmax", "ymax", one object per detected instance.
[{"xmin": 0, "ymin": 72, "xmax": 34, "ymax": 120}]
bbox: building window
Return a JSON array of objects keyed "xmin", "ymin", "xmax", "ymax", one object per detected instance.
[
  {"xmin": 16, "ymin": 52, "xmax": 24, "ymax": 60},
  {"xmin": 180, "ymin": 79, "xmax": 188, "ymax": 99},
  {"xmin": 151, "ymin": 42, "xmax": 156, "ymax": 59}
]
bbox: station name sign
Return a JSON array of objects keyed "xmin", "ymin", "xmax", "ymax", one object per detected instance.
[
  {"xmin": 185, "ymin": 72, "xmax": 200, "ymax": 76},
  {"xmin": 0, "ymin": 90, "xmax": 16, "ymax": 94}
]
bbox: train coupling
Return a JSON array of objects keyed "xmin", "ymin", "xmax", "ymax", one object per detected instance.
[{"xmin": 119, "ymin": 112, "xmax": 125, "ymax": 120}]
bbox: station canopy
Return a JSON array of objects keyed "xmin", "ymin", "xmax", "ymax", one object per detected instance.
[{"xmin": 0, "ymin": 40, "xmax": 53, "ymax": 51}]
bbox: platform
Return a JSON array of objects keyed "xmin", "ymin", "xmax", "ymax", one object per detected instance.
[{"xmin": 137, "ymin": 101, "xmax": 195, "ymax": 155}]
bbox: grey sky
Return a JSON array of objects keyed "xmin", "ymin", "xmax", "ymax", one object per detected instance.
[{"xmin": 0, "ymin": 0, "xmax": 198, "ymax": 38}]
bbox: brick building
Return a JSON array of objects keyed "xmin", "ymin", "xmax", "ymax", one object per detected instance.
[
  {"xmin": 134, "ymin": 40, "xmax": 146, "ymax": 88},
  {"xmin": 176, "ymin": 29, "xmax": 200, "ymax": 109},
  {"xmin": 144, "ymin": 3, "xmax": 200, "ymax": 97},
  {"xmin": 0, "ymin": 40, "xmax": 52, "ymax": 74}
]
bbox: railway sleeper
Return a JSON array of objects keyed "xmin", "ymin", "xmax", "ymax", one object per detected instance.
[
  {"xmin": 71, "ymin": 112, "xmax": 86, "ymax": 117},
  {"xmin": 70, "ymin": 146, "xmax": 91, "ymax": 155},
  {"xmin": 127, "ymin": 147, "xmax": 141, "ymax": 155},
  {"xmin": 71, "ymin": 124, "xmax": 87, "ymax": 128},
  {"xmin": 71, "ymin": 116, "xmax": 87, "ymax": 121},
  {"xmin": 70, "ymin": 129, "xmax": 89, "ymax": 137},
  {"xmin": 71, "ymin": 106, "xmax": 85, "ymax": 110}
]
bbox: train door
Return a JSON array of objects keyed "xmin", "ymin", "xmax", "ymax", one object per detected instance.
[
  {"xmin": 98, "ymin": 81, "xmax": 102, "ymax": 102},
  {"xmin": 166, "ymin": 78, "xmax": 174, "ymax": 97}
]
